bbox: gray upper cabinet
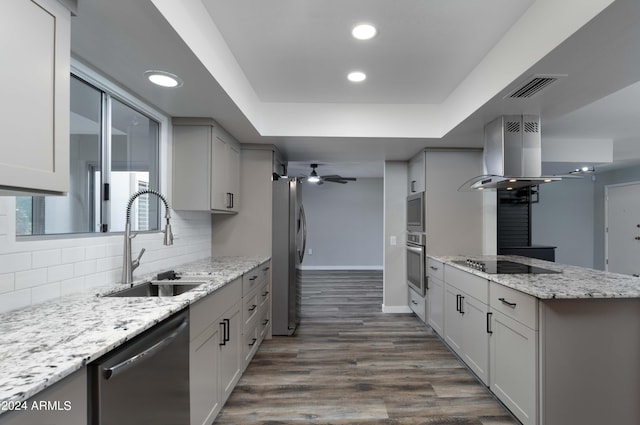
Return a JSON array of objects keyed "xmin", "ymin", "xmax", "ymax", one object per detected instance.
[
  {"xmin": 0, "ymin": 0, "xmax": 71, "ymax": 195},
  {"xmin": 172, "ymin": 118, "xmax": 241, "ymax": 213},
  {"xmin": 407, "ymin": 152, "xmax": 426, "ymax": 194}
]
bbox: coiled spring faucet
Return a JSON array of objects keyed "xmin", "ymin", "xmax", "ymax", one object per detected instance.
[{"xmin": 122, "ymin": 189, "xmax": 173, "ymax": 284}]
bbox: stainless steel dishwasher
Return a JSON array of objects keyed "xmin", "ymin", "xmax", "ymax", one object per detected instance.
[{"xmin": 89, "ymin": 310, "xmax": 190, "ymax": 425}]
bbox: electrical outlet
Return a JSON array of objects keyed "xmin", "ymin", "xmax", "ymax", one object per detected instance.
[
  {"xmin": 308, "ymin": 248, "xmax": 313, "ymax": 255},
  {"xmin": 390, "ymin": 236, "xmax": 397, "ymax": 246}
]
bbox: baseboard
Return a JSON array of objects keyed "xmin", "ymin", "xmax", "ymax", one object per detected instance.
[
  {"xmin": 299, "ymin": 265, "xmax": 384, "ymax": 271},
  {"xmin": 381, "ymin": 304, "xmax": 413, "ymax": 314}
]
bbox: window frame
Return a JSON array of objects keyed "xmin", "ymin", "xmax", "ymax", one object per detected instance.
[{"xmin": 16, "ymin": 58, "xmax": 170, "ymax": 240}]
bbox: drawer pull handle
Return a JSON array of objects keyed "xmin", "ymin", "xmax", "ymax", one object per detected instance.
[
  {"xmin": 263, "ymin": 267, "xmax": 270, "ymax": 271},
  {"xmin": 486, "ymin": 312, "xmax": 493, "ymax": 334},
  {"xmin": 429, "ymin": 266, "xmax": 439, "ymax": 271},
  {"xmin": 248, "ymin": 338, "xmax": 257, "ymax": 347},
  {"xmin": 499, "ymin": 297, "xmax": 517, "ymax": 308},
  {"xmin": 248, "ymin": 304, "xmax": 257, "ymax": 312},
  {"xmin": 262, "ymin": 291, "xmax": 269, "ymax": 297},
  {"xmin": 459, "ymin": 295, "xmax": 465, "ymax": 315},
  {"xmin": 411, "ymin": 300, "xmax": 418, "ymax": 305},
  {"xmin": 262, "ymin": 319, "xmax": 269, "ymax": 326},
  {"xmin": 249, "ymin": 276, "xmax": 258, "ymax": 281}
]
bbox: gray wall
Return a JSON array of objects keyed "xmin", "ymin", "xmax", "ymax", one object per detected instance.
[
  {"xmin": 382, "ymin": 162, "xmax": 410, "ymax": 312},
  {"xmin": 532, "ymin": 176, "xmax": 596, "ymax": 268},
  {"xmin": 300, "ymin": 177, "xmax": 383, "ymax": 269}
]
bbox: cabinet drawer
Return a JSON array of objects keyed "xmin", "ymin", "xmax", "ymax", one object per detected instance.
[
  {"xmin": 490, "ymin": 282, "xmax": 538, "ymax": 330},
  {"xmin": 409, "ymin": 287, "xmax": 426, "ymax": 322},
  {"xmin": 243, "ymin": 322, "xmax": 260, "ymax": 366},
  {"xmin": 190, "ymin": 278, "xmax": 241, "ymax": 341},
  {"xmin": 258, "ymin": 282, "xmax": 270, "ymax": 308},
  {"xmin": 242, "ymin": 267, "xmax": 262, "ymax": 295},
  {"xmin": 445, "ymin": 265, "xmax": 489, "ymax": 304},
  {"xmin": 243, "ymin": 291, "xmax": 259, "ymax": 327},
  {"xmin": 427, "ymin": 258, "xmax": 444, "ymax": 281}
]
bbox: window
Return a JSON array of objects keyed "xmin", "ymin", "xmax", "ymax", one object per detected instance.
[{"xmin": 16, "ymin": 73, "xmax": 161, "ymax": 236}]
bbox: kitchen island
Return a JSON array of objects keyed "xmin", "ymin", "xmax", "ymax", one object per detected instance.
[
  {"xmin": 0, "ymin": 256, "xmax": 269, "ymax": 423},
  {"xmin": 427, "ymin": 255, "xmax": 640, "ymax": 425}
]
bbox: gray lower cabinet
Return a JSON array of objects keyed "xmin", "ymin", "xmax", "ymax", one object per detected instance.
[
  {"xmin": 0, "ymin": 369, "xmax": 86, "ymax": 425},
  {"xmin": 438, "ymin": 262, "xmax": 640, "ymax": 425},
  {"xmin": 443, "ymin": 265, "xmax": 490, "ymax": 385},
  {"xmin": 189, "ymin": 278, "xmax": 242, "ymax": 425},
  {"xmin": 489, "ymin": 308, "xmax": 537, "ymax": 425},
  {"xmin": 189, "ymin": 263, "xmax": 272, "ymax": 425}
]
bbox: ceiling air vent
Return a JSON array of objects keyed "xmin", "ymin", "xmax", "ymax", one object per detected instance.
[{"xmin": 506, "ymin": 75, "xmax": 565, "ymax": 99}]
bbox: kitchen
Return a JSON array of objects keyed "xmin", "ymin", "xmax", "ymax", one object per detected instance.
[{"xmin": 1, "ymin": 0, "xmax": 640, "ymax": 424}]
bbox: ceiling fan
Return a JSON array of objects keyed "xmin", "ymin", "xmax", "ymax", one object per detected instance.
[{"xmin": 305, "ymin": 164, "xmax": 357, "ymax": 184}]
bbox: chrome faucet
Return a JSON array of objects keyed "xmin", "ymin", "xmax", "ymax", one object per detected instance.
[{"xmin": 122, "ymin": 189, "xmax": 173, "ymax": 284}]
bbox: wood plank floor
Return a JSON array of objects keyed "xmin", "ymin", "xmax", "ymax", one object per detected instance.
[{"xmin": 215, "ymin": 270, "xmax": 518, "ymax": 425}]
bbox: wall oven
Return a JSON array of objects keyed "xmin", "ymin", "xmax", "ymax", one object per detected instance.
[
  {"xmin": 406, "ymin": 232, "xmax": 426, "ymax": 296},
  {"xmin": 407, "ymin": 192, "xmax": 425, "ymax": 232}
]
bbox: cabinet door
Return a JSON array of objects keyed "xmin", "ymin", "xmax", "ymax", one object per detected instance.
[
  {"xmin": 444, "ymin": 284, "xmax": 464, "ymax": 356},
  {"xmin": 173, "ymin": 125, "xmax": 212, "ymax": 211},
  {"xmin": 408, "ymin": 287, "xmax": 426, "ymax": 322},
  {"xmin": 219, "ymin": 301, "xmax": 242, "ymax": 403},
  {"xmin": 490, "ymin": 310, "xmax": 538, "ymax": 425},
  {"xmin": 427, "ymin": 276, "xmax": 444, "ymax": 335},
  {"xmin": 461, "ymin": 295, "xmax": 490, "ymax": 385},
  {"xmin": 0, "ymin": 0, "xmax": 70, "ymax": 194},
  {"xmin": 190, "ymin": 324, "xmax": 221, "ymax": 425},
  {"xmin": 408, "ymin": 152, "xmax": 425, "ymax": 193},
  {"xmin": 211, "ymin": 134, "xmax": 229, "ymax": 210},
  {"xmin": 227, "ymin": 144, "xmax": 240, "ymax": 212}
]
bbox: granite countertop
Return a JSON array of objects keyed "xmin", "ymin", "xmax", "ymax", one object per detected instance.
[
  {"xmin": 0, "ymin": 256, "xmax": 269, "ymax": 410},
  {"xmin": 430, "ymin": 254, "xmax": 640, "ymax": 299}
]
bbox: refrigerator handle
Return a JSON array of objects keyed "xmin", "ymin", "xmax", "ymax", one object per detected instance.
[{"xmin": 298, "ymin": 204, "xmax": 307, "ymax": 263}]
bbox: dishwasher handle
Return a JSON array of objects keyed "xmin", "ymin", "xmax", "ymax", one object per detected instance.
[{"xmin": 103, "ymin": 318, "xmax": 188, "ymax": 381}]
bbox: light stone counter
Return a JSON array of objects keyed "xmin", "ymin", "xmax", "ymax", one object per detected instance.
[
  {"xmin": 430, "ymin": 254, "xmax": 640, "ymax": 299},
  {"xmin": 0, "ymin": 256, "xmax": 269, "ymax": 411}
]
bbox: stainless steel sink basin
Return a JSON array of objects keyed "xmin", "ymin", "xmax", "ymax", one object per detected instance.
[{"xmin": 106, "ymin": 281, "xmax": 205, "ymax": 297}]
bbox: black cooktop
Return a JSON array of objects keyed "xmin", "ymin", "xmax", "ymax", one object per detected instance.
[{"xmin": 453, "ymin": 259, "xmax": 561, "ymax": 275}]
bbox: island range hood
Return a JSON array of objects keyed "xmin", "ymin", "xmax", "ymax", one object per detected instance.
[{"xmin": 459, "ymin": 115, "xmax": 560, "ymax": 191}]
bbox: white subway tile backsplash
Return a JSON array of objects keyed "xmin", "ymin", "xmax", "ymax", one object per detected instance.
[
  {"xmin": 0, "ymin": 252, "xmax": 31, "ymax": 274},
  {"xmin": 0, "ymin": 289, "xmax": 30, "ymax": 312},
  {"xmin": 61, "ymin": 246, "xmax": 85, "ymax": 264},
  {"xmin": 85, "ymin": 245, "xmax": 107, "ymax": 260},
  {"xmin": 74, "ymin": 260, "xmax": 98, "ymax": 277},
  {"xmin": 97, "ymin": 256, "xmax": 120, "ymax": 272},
  {"xmin": 60, "ymin": 277, "xmax": 85, "ymax": 296},
  {"xmin": 0, "ymin": 209, "xmax": 211, "ymax": 313},
  {"xmin": 15, "ymin": 268, "xmax": 48, "ymax": 290},
  {"xmin": 47, "ymin": 263, "xmax": 75, "ymax": 283},
  {"xmin": 0, "ymin": 216, "xmax": 8, "ymax": 235},
  {"xmin": 31, "ymin": 282, "xmax": 61, "ymax": 305},
  {"xmin": 85, "ymin": 272, "xmax": 108, "ymax": 288},
  {"xmin": 32, "ymin": 249, "xmax": 62, "ymax": 268},
  {"xmin": 0, "ymin": 273, "xmax": 14, "ymax": 294}
]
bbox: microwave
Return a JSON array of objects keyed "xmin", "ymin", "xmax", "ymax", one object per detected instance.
[{"xmin": 407, "ymin": 192, "xmax": 425, "ymax": 232}]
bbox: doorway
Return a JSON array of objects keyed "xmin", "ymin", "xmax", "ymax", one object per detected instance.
[{"xmin": 605, "ymin": 182, "xmax": 640, "ymax": 276}]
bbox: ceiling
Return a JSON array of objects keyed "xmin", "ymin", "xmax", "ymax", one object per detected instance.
[{"xmin": 69, "ymin": 0, "xmax": 640, "ymax": 178}]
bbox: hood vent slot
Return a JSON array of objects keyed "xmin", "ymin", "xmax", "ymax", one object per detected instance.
[{"xmin": 507, "ymin": 76, "xmax": 562, "ymax": 99}]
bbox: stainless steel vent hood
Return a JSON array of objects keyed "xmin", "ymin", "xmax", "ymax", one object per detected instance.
[{"xmin": 459, "ymin": 115, "xmax": 560, "ymax": 191}]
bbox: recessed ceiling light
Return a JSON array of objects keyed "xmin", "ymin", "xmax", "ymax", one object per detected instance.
[
  {"xmin": 352, "ymin": 24, "xmax": 377, "ymax": 40},
  {"xmin": 348, "ymin": 71, "xmax": 366, "ymax": 82},
  {"xmin": 144, "ymin": 70, "xmax": 183, "ymax": 88}
]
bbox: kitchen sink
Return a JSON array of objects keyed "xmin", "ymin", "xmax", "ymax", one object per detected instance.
[{"xmin": 105, "ymin": 281, "xmax": 206, "ymax": 297}]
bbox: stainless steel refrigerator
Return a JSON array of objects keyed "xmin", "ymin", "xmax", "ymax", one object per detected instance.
[{"xmin": 272, "ymin": 177, "xmax": 306, "ymax": 335}]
